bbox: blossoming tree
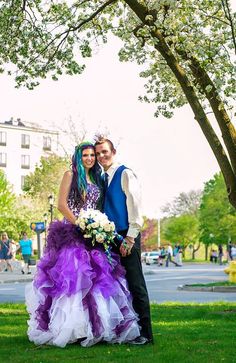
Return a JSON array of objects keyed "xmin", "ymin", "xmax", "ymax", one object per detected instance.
[{"xmin": 0, "ymin": 0, "xmax": 236, "ymax": 206}]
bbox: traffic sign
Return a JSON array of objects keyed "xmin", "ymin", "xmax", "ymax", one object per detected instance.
[{"xmin": 30, "ymin": 222, "xmax": 45, "ymax": 232}]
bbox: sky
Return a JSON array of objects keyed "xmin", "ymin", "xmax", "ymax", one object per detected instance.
[{"xmin": 1, "ymin": 5, "xmax": 235, "ymax": 218}]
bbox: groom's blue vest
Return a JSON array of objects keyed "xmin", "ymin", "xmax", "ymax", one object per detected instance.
[{"xmin": 104, "ymin": 165, "xmax": 128, "ymax": 232}]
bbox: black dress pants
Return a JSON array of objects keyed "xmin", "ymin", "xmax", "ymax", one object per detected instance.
[{"xmin": 115, "ymin": 232, "xmax": 153, "ymax": 342}]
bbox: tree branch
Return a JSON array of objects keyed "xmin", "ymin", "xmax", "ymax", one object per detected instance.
[
  {"xmin": 221, "ymin": 0, "xmax": 236, "ymax": 55},
  {"xmin": 20, "ymin": 0, "xmax": 118, "ymax": 73},
  {"xmin": 70, "ymin": 0, "xmax": 117, "ymax": 32}
]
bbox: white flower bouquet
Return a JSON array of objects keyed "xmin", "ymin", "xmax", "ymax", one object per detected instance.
[{"xmin": 75, "ymin": 209, "xmax": 122, "ymax": 262}]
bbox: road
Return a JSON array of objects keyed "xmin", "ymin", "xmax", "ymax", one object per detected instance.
[
  {"xmin": 143, "ymin": 263, "xmax": 236, "ymax": 303},
  {"xmin": 0, "ymin": 263, "xmax": 235, "ymax": 303}
]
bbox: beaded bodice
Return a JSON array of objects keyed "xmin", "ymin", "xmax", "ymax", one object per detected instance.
[{"xmin": 67, "ymin": 183, "xmax": 101, "ymax": 218}]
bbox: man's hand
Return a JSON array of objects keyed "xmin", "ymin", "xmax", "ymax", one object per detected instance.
[{"xmin": 120, "ymin": 236, "xmax": 135, "ymax": 257}]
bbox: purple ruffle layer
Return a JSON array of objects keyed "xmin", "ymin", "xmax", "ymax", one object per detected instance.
[{"xmin": 32, "ymin": 221, "xmax": 136, "ymax": 339}]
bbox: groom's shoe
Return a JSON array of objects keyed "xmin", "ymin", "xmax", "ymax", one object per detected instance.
[{"xmin": 128, "ymin": 336, "xmax": 151, "ymax": 345}]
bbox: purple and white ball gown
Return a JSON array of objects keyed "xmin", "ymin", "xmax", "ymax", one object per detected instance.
[{"xmin": 25, "ymin": 184, "xmax": 140, "ymax": 348}]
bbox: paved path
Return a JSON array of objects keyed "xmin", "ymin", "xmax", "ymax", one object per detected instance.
[{"xmin": 0, "ymin": 261, "xmax": 36, "ymax": 284}]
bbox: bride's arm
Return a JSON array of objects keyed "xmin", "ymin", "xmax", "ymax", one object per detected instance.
[{"xmin": 57, "ymin": 171, "xmax": 77, "ymax": 224}]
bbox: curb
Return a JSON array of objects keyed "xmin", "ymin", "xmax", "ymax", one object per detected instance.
[
  {"xmin": 178, "ymin": 284, "xmax": 236, "ymax": 293},
  {"xmin": 0, "ymin": 278, "xmax": 33, "ymax": 284}
]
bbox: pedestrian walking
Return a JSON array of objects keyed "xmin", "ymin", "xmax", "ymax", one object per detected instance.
[
  {"xmin": 165, "ymin": 243, "xmax": 181, "ymax": 267},
  {"xmin": 0, "ymin": 232, "xmax": 13, "ymax": 272},
  {"xmin": 18, "ymin": 232, "xmax": 33, "ymax": 274}
]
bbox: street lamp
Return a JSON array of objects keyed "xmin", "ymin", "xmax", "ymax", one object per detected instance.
[
  {"xmin": 157, "ymin": 217, "xmax": 161, "ymax": 248},
  {"xmin": 48, "ymin": 195, "xmax": 54, "ymax": 223},
  {"xmin": 43, "ymin": 213, "xmax": 48, "ymax": 242}
]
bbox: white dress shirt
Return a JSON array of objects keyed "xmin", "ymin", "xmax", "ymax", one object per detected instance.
[{"xmin": 105, "ymin": 162, "xmax": 143, "ymax": 238}]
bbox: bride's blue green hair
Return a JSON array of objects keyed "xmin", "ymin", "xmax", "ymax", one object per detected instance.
[{"xmin": 70, "ymin": 141, "xmax": 103, "ymax": 204}]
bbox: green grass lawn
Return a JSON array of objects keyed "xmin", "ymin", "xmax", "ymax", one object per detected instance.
[
  {"xmin": 0, "ymin": 302, "xmax": 236, "ymax": 363},
  {"xmin": 187, "ymin": 281, "xmax": 236, "ymax": 287}
]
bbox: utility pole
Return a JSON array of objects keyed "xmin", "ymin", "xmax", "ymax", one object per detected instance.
[{"xmin": 157, "ymin": 217, "xmax": 161, "ymax": 248}]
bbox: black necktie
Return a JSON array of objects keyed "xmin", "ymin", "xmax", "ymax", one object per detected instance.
[{"xmin": 104, "ymin": 173, "xmax": 109, "ymax": 190}]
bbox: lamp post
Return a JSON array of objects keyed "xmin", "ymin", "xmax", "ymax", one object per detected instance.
[
  {"xmin": 157, "ymin": 216, "xmax": 161, "ymax": 248},
  {"xmin": 48, "ymin": 195, "xmax": 54, "ymax": 223},
  {"xmin": 43, "ymin": 213, "xmax": 48, "ymax": 243}
]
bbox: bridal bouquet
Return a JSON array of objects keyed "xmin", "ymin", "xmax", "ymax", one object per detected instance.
[{"xmin": 75, "ymin": 209, "xmax": 123, "ymax": 262}]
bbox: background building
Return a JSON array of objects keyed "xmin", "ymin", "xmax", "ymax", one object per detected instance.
[{"xmin": 0, "ymin": 117, "xmax": 59, "ymax": 194}]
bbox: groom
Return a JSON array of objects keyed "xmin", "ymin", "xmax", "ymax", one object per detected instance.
[{"xmin": 95, "ymin": 137, "xmax": 153, "ymax": 345}]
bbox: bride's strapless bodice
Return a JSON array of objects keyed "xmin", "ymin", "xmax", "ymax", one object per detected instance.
[{"xmin": 67, "ymin": 183, "xmax": 101, "ymax": 217}]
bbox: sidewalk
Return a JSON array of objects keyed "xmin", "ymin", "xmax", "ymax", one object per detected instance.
[
  {"xmin": 0, "ymin": 261, "xmax": 232, "ymax": 285},
  {"xmin": 0, "ymin": 261, "xmax": 36, "ymax": 284}
]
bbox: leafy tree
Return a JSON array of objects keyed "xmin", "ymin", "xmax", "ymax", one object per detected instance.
[
  {"xmin": 0, "ymin": 169, "xmax": 15, "ymax": 217},
  {"xmin": 23, "ymin": 154, "xmax": 69, "ymax": 219},
  {"xmin": 0, "ymin": 1, "xmax": 236, "ymax": 207},
  {"xmin": 163, "ymin": 214, "xmax": 200, "ymax": 258},
  {"xmin": 23, "ymin": 154, "xmax": 69, "ymax": 198},
  {"xmin": 141, "ymin": 217, "xmax": 157, "ymax": 250},
  {"xmin": 199, "ymin": 172, "xmax": 236, "ymax": 250},
  {"xmin": 0, "ymin": 169, "xmax": 15, "ymax": 234},
  {"xmin": 161, "ymin": 190, "xmax": 202, "ymax": 217},
  {"xmin": 0, "ymin": 171, "xmax": 30, "ymax": 240}
]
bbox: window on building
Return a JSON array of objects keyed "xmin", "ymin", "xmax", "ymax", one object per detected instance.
[
  {"xmin": 43, "ymin": 136, "xmax": 51, "ymax": 151},
  {"xmin": 0, "ymin": 152, "xmax": 7, "ymax": 167},
  {"xmin": 21, "ymin": 134, "xmax": 30, "ymax": 148},
  {"xmin": 21, "ymin": 155, "xmax": 30, "ymax": 169},
  {"xmin": 0, "ymin": 132, "xmax": 6, "ymax": 146},
  {"xmin": 21, "ymin": 175, "xmax": 26, "ymax": 189}
]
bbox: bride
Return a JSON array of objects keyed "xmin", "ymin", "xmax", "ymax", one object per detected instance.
[{"xmin": 25, "ymin": 141, "xmax": 140, "ymax": 348}]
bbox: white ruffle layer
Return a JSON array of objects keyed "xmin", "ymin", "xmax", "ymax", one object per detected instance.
[{"xmin": 25, "ymin": 283, "xmax": 140, "ymax": 348}]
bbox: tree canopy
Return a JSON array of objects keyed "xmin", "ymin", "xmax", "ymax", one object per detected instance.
[
  {"xmin": 0, "ymin": 169, "xmax": 15, "ymax": 222},
  {"xmin": 23, "ymin": 154, "xmax": 69, "ymax": 200},
  {"xmin": 23, "ymin": 154, "xmax": 69, "ymax": 221},
  {"xmin": 163, "ymin": 213, "xmax": 199, "ymax": 250},
  {"xmin": 199, "ymin": 172, "xmax": 236, "ymax": 246},
  {"xmin": 1, "ymin": 0, "xmax": 236, "ymax": 207},
  {"xmin": 161, "ymin": 189, "xmax": 202, "ymax": 217},
  {"xmin": 0, "ymin": 170, "xmax": 30, "ymax": 239}
]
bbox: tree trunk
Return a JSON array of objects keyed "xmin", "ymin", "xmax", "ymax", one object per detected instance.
[
  {"xmin": 188, "ymin": 57, "xmax": 236, "ymax": 172},
  {"xmin": 205, "ymin": 245, "xmax": 209, "ymax": 261},
  {"xmin": 192, "ymin": 242, "xmax": 201, "ymax": 260}
]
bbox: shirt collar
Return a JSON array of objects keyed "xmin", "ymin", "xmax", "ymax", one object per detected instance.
[{"xmin": 105, "ymin": 162, "xmax": 121, "ymax": 177}]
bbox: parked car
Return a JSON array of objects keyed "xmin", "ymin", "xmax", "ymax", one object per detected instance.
[{"xmin": 145, "ymin": 251, "xmax": 160, "ymax": 265}]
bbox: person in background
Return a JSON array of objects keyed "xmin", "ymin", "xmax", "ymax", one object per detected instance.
[
  {"xmin": 159, "ymin": 246, "xmax": 166, "ymax": 266},
  {"xmin": 227, "ymin": 241, "xmax": 233, "ymax": 261},
  {"xmin": 210, "ymin": 249, "xmax": 218, "ymax": 263},
  {"xmin": 174, "ymin": 243, "xmax": 183, "ymax": 266},
  {"xmin": 178, "ymin": 246, "xmax": 183, "ymax": 266},
  {"xmin": 18, "ymin": 232, "xmax": 33, "ymax": 274},
  {"xmin": 165, "ymin": 243, "xmax": 181, "ymax": 267},
  {"xmin": 0, "ymin": 232, "xmax": 13, "ymax": 272},
  {"xmin": 10, "ymin": 240, "xmax": 18, "ymax": 260},
  {"xmin": 231, "ymin": 244, "xmax": 236, "ymax": 260},
  {"xmin": 218, "ymin": 244, "xmax": 223, "ymax": 265}
]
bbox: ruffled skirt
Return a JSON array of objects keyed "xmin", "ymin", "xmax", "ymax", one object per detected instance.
[{"xmin": 25, "ymin": 221, "xmax": 140, "ymax": 347}]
